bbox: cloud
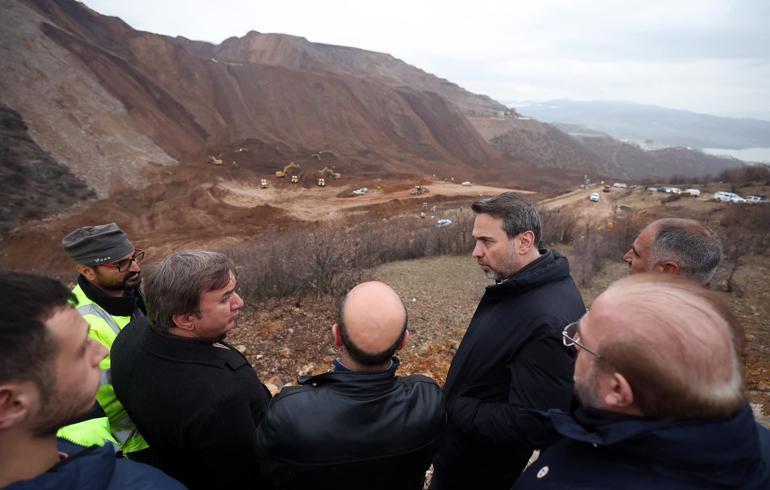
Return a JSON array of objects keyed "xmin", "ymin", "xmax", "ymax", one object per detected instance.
[{"xmin": 81, "ymin": 0, "xmax": 770, "ymax": 116}]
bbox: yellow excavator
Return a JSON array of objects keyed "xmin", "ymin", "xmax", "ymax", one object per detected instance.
[
  {"xmin": 318, "ymin": 166, "xmax": 341, "ymax": 180},
  {"xmin": 207, "ymin": 155, "xmax": 223, "ymax": 166},
  {"xmin": 275, "ymin": 162, "xmax": 301, "ymax": 178}
]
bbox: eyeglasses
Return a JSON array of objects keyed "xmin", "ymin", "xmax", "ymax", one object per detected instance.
[
  {"xmin": 100, "ymin": 248, "xmax": 144, "ymax": 272},
  {"xmin": 562, "ymin": 321, "xmax": 601, "ymax": 358}
]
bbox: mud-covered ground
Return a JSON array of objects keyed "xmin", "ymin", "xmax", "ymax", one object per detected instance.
[{"xmin": 230, "ymin": 251, "xmax": 770, "ymax": 424}]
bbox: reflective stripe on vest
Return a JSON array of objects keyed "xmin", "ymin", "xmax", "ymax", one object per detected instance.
[
  {"xmin": 77, "ymin": 304, "xmax": 121, "ymax": 336},
  {"xmin": 100, "ymin": 368, "xmax": 111, "ymax": 386},
  {"xmin": 114, "ymin": 427, "xmax": 138, "ymax": 446}
]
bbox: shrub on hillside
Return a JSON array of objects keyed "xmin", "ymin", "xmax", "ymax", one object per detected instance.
[{"xmin": 227, "ymin": 210, "xmax": 475, "ymax": 301}]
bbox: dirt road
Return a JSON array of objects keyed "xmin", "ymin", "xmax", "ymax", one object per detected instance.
[{"xmin": 218, "ymin": 179, "xmax": 532, "ymax": 221}]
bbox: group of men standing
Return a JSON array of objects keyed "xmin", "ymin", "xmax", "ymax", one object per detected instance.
[{"xmin": 1, "ymin": 192, "xmax": 768, "ymax": 489}]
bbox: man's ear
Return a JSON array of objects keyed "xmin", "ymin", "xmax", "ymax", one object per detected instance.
[
  {"xmin": 171, "ymin": 313, "xmax": 196, "ymax": 332},
  {"xmin": 0, "ymin": 384, "xmax": 33, "ymax": 430},
  {"xmin": 517, "ymin": 230, "xmax": 537, "ymax": 254},
  {"xmin": 76, "ymin": 264, "xmax": 96, "ymax": 282},
  {"xmin": 603, "ymin": 372, "xmax": 639, "ymax": 413},
  {"xmin": 396, "ymin": 330, "xmax": 409, "ymax": 350},
  {"xmin": 332, "ymin": 324, "xmax": 343, "ymax": 347},
  {"xmin": 656, "ymin": 261, "xmax": 680, "ymax": 275}
]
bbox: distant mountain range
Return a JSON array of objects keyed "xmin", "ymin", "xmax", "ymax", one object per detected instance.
[{"xmin": 515, "ymin": 100, "xmax": 770, "ymax": 150}]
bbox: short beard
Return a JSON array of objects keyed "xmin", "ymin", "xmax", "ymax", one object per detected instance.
[
  {"xmin": 32, "ymin": 384, "xmax": 93, "ymax": 438},
  {"xmin": 94, "ymin": 269, "xmax": 141, "ymax": 292},
  {"xmin": 574, "ymin": 363, "xmax": 604, "ymax": 409}
]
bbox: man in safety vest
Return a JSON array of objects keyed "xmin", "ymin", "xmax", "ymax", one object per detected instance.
[{"xmin": 57, "ymin": 223, "xmax": 153, "ymax": 462}]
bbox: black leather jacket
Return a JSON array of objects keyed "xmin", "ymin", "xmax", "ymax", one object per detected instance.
[{"xmin": 256, "ymin": 358, "xmax": 445, "ymax": 490}]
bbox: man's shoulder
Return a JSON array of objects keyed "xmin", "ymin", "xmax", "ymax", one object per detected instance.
[{"xmin": 111, "ymin": 459, "xmax": 185, "ymax": 489}]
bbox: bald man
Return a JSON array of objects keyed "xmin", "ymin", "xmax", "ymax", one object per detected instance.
[
  {"xmin": 623, "ymin": 218, "xmax": 721, "ymax": 285},
  {"xmin": 256, "ymin": 281, "xmax": 444, "ymax": 490},
  {"xmin": 513, "ymin": 273, "xmax": 770, "ymax": 489}
]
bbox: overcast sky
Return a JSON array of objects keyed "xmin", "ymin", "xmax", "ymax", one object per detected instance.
[{"xmin": 82, "ymin": 0, "xmax": 770, "ymax": 120}]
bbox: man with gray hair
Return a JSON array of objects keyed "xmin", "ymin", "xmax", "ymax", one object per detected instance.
[
  {"xmin": 623, "ymin": 217, "xmax": 722, "ymax": 285},
  {"xmin": 513, "ymin": 273, "xmax": 770, "ymax": 489},
  {"xmin": 111, "ymin": 250, "xmax": 272, "ymax": 489},
  {"xmin": 431, "ymin": 192, "xmax": 585, "ymax": 490}
]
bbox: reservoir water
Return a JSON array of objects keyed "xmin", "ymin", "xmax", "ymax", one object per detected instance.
[{"xmin": 701, "ymin": 147, "xmax": 770, "ymax": 163}]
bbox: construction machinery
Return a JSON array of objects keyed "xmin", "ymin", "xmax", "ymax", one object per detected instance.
[
  {"xmin": 275, "ymin": 162, "xmax": 301, "ymax": 178},
  {"xmin": 207, "ymin": 155, "xmax": 223, "ymax": 166},
  {"xmin": 318, "ymin": 166, "xmax": 341, "ymax": 180},
  {"xmin": 410, "ymin": 185, "xmax": 428, "ymax": 195}
]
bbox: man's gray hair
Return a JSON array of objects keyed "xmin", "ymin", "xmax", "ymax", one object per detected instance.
[
  {"xmin": 471, "ymin": 192, "xmax": 541, "ymax": 244},
  {"xmin": 145, "ymin": 250, "xmax": 235, "ymax": 333},
  {"xmin": 649, "ymin": 219, "xmax": 722, "ymax": 285}
]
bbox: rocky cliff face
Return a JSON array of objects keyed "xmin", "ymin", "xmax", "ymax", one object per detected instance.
[
  {"xmin": 0, "ymin": 104, "xmax": 94, "ymax": 235},
  {"xmin": 1, "ymin": 0, "xmax": 737, "ymax": 213}
]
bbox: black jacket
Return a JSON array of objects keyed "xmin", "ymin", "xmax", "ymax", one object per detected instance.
[
  {"xmin": 256, "ymin": 358, "xmax": 445, "ymax": 490},
  {"xmin": 432, "ymin": 250, "xmax": 585, "ymax": 490},
  {"xmin": 513, "ymin": 405, "xmax": 770, "ymax": 489},
  {"xmin": 111, "ymin": 317, "xmax": 272, "ymax": 490}
]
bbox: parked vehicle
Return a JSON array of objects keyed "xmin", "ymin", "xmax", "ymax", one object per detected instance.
[
  {"xmin": 746, "ymin": 195, "xmax": 769, "ymax": 204},
  {"xmin": 589, "ymin": 192, "xmax": 600, "ymax": 202},
  {"xmin": 612, "ymin": 182, "xmax": 628, "ymax": 189},
  {"xmin": 714, "ymin": 191, "xmax": 744, "ymax": 202},
  {"xmin": 434, "ymin": 218, "xmax": 453, "ymax": 228},
  {"xmin": 352, "ymin": 187, "xmax": 368, "ymax": 196},
  {"xmin": 603, "ymin": 185, "xmax": 611, "ymax": 193},
  {"xmin": 684, "ymin": 188, "xmax": 701, "ymax": 197},
  {"xmin": 461, "ymin": 181, "xmax": 472, "ymax": 186},
  {"xmin": 647, "ymin": 187, "xmax": 659, "ymax": 192},
  {"xmin": 663, "ymin": 187, "xmax": 682, "ymax": 194}
]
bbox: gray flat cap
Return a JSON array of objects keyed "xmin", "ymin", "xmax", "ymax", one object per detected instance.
[{"xmin": 62, "ymin": 223, "xmax": 134, "ymax": 266}]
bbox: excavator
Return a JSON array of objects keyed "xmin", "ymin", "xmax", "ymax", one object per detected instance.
[
  {"xmin": 275, "ymin": 162, "xmax": 301, "ymax": 178},
  {"xmin": 207, "ymin": 155, "xmax": 223, "ymax": 166},
  {"xmin": 316, "ymin": 166, "xmax": 341, "ymax": 187}
]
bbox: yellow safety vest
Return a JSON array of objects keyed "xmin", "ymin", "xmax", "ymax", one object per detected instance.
[
  {"xmin": 57, "ymin": 284, "xmax": 149, "ymax": 453},
  {"xmin": 57, "ymin": 417, "xmax": 117, "ymax": 448}
]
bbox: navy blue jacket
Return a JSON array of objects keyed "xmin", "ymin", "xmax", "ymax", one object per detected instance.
[
  {"xmin": 432, "ymin": 250, "xmax": 585, "ymax": 490},
  {"xmin": 514, "ymin": 405, "xmax": 770, "ymax": 489},
  {"xmin": 5, "ymin": 439, "xmax": 183, "ymax": 489}
]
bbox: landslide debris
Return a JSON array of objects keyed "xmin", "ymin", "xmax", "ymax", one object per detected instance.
[{"xmin": 0, "ymin": 105, "xmax": 94, "ymax": 237}]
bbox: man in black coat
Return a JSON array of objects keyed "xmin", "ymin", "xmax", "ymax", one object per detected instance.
[
  {"xmin": 111, "ymin": 251, "xmax": 272, "ymax": 489},
  {"xmin": 256, "ymin": 281, "xmax": 444, "ymax": 490},
  {"xmin": 430, "ymin": 192, "xmax": 585, "ymax": 490},
  {"xmin": 514, "ymin": 273, "xmax": 770, "ymax": 489}
]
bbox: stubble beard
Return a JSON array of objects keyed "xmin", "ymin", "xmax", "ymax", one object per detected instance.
[{"xmin": 574, "ymin": 363, "xmax": 604, "ymax": 409}]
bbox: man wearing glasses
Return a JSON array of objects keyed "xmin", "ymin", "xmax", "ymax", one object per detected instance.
[
  {"xmin": 57, "ymin": 223, "xmax": 153, "ymax": 461},
  {"xmin": 513, "ymin": 273, "xmax": 770, "ymax": 489}
]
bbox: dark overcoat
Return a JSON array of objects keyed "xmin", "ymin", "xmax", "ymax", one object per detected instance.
[
  {"xmin": 432, "ymin": 250, "xmax": 585, "ymax": 490},
  {"xmin": 111, "ymin": 317, "xmax": 272, "ymax": 490}
]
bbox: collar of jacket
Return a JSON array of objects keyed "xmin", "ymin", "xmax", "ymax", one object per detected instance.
[
  {"xmin": 77, "ymin": 275, "xmax": 146, "ymax": 317},
  {"xmin": 486, "ymin": 249, "xmax": 570, "ymax": 298},
  {"xmin": 136, "ymin": 317, "xmax": 250, "ymax": 371},
  {"xmin": 298, "ymin": 357, "xmax": 400, "ymax": 387},
  {"xmin": 544, "ymin": 404, "xmax": 763, "ymax": 472}
]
